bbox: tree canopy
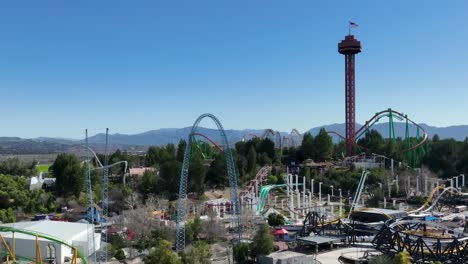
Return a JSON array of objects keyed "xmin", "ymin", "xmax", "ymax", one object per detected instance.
[
  {"xmin": 50, "ymin": 153, "xmax": 85, "ymax": 198},
  {"xmin": 252, "ymin": 224, "xmax": 274, "ymax": 257}
]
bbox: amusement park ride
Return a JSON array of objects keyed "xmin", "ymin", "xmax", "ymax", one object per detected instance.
[
  {"xmin": 172, "ymin": 34, "xmax": 438, "ymax": 263},
  {"xmin": 0, "ymin": 29, "xmax": 450, "ymax": 263}
]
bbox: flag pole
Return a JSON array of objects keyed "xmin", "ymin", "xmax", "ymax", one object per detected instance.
[{"xmin": 348, "ymin": 22, "xmax": 351, "ymax": 35}]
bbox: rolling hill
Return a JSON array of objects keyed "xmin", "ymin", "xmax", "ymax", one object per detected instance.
[{"xmin": 0, "ymin": 123, "xmax": 465, "ymax": 155}]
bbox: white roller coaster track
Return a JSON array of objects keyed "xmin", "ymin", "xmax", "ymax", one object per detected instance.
[{"xmin": 409, "ymin": 186, "xmax": 468, "ymax": 214}]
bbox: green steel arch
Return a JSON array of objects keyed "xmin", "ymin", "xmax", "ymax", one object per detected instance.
[
  {"xmin": 0, "ymin": 226, "xmax": 87, "ymax": 264},
  {"xmin": 175, "ymin": 113, "xmax": 240, "ymax": 251}
]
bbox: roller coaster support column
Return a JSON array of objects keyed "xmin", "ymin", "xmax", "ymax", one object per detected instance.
[
  {"xmin": 319, "ymin": 182, "xmax": 322, "ymax": 204},
  {"xmin": 416, "ymin": 169, "xmax": 420, "ymax": 194},
  {"xmin": 462, "ymin": 174, "xmax": 465, "ymax": 187},
  {"xmin": 255, "ymin": 180, "xmax": 259, "ymax": 201},
  {"xmin": 295, "ymin": 174, "xmax": 301, "ymax": 213},
  {"xmin": 424, "ymin": 174, "xmax": 428, "ymax": 196},
  {"xmin": 35, "ymin": 234, "xmax": 42, "ymax": 264},
  {"xmin": 295, "ymin": 175, "xmax": 299, "ymax": 191},
  {"xmin": 289, "ymin": 175, "xmax": 294, "ymax": 219},
  {"xmin": 84, "ymin": 129, "xmax": 96, "ymax": 264},
  {"xmin": 102, "ymin": 128, "xmax": 109, "ymax": 263},
  {"xmin": 339, "ymin": 189, "xmax": 343, "ymax": 218},
  {"xmin": 296, "ymin": 189, "xmax": 301, "ymax": 211},
  {"xmin": 0, "ymin": 233, "xmax": 16, "ymax": 263},
  {"xmin": 455, "ymin": 176, "xmax": 459, "ymax": 189},
  {"xmin": 286, "ymin": 175, "xmax": 289, "ymax": 197},
  {"xmin": 396, "ymin": 174, "xmax": 399, "ymax": 194},
  {"xmin": 311, "ymin": 179, "xmax": 314, "ymax": 197},
  {"xmin": 303, "ymin": 176, "xmax": 306, "ymax": 207}
]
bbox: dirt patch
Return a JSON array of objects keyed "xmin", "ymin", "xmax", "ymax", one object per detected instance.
[{"xmin": 204, "ymin": 188, "xmax": 231, "ymax": 200}]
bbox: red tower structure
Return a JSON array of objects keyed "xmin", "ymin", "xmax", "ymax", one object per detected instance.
[{"xmin": 338, "ymin": 34, "xmax": 361, "ymax": 156}]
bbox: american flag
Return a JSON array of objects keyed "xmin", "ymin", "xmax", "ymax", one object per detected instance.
[{"xmin": 349, "ymin": 21, "xmax": 359, "ymax": 28}]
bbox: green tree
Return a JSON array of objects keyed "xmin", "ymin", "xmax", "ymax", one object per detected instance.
[
  {"xmin": 267, "ymin": 213, "xmax": 284, "ymax": 227},
  {"xmin": 252, "ymin": 224, "xmax": 274, "ymax": 257},
  {"xmin": 301, "ymin": 133, "xmax": 315, "ymax": 160},
  {"xmin": 114, "ymin": 249, "xmax": 126, "ymax": 261},
  {"xmin": 184, "ymin": 216, "xmax": 203, "ymax": 245},
  {"xmin": 357, "ymin": 129, "xmax": 385, "ymax": 154},
  {"xmin": 257, "ymin": 153, "xmax": 272, "ymax": 166},
  {"xmin": 139, "ymin": 170, "xmax": 158, "ymax": 199},
  {"xmin": 422, "ymin": 138, "xmax": 460, "ymax": 177},
  {"xmin": 266, "ymin": 175, "xmax": 277, "ymax": 185},
  {"xmin": 0, "ymin": 158, "xmax": 36, "ymax": 176},
  {"xmin": 205, "ymin": 154, "xmax": 228, "ymax": 187},
  {"xmin": 144, "ymin": 239, "xmax": 182, "ymax": 264},
  {"xmin": 0, "ymin": 208, "xmax": 15, "ymax": 223},
  {"xmin": 181, "ymin": 241, "xmax": 212, "ymax": 264},
  {"xmin": 368, "ymin": 255, "xmax": 392, "ymax": 264},
  {"xmin": 177, "ymin": 140, "xmax": 187, "ymax": 162},
  {"xmin": 313, "ymin": 128, "xmax": 333, "ymax": 161},
  {"xmin": 159, "ymin": 160, "xmax": 182, "ymax": 198},
  {"xmin": 233, "ymin": 243, "xmax": 251, "ymax": 264},
  {"xmin": 135, "ymin": 226, "xmax": 171, "ymax": 252},
  {"xmin": 258, "ymin": 138, "xmax": 275, "ymax": 160},
  {"xmin": 145, "ymin": 144, "xmax": 176, "ymax": 166},
  {"xmin": 394, "ymin": 251, "xmax": 411, "ymax": 264},
  {"xmin": 190, "ymin": 216, "xmax": 203, "ymax": 241},
  {"xmin": 247, "ymin": 146, "xmax": 257, "ymax": 173},
  {"xmin": 366, "ymin": 188, "xmax": 384, "ymax": 208},
  {"xmin": 50, "ymin": 154, "xmax": 85, "ymax": 197},
  {"xmin": 188, "ymin": 155, "xmax": 207, "ymax": 194}
]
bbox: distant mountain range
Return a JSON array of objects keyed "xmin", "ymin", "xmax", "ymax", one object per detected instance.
[
  {"xmin": 310, "ymin": 123, "xmax": 468, "ymax": 142},
  {"xmin": 0, "ymin": 123, "xmax": 467, "ymax": 155}
]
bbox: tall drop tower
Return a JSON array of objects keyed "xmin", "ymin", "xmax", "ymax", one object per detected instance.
[{"xmin": 338, "ymin": 34, "xmax": 361, "ymax": 156}]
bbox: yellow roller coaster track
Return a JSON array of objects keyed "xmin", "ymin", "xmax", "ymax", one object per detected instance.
[{"xmin": 0, "ymin": 226, "xmax": 85, "ymax": 264}]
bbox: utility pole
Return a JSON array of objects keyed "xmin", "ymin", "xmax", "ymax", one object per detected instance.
[{"xmin": 85, "ymin": 129, "xmax": 96, "ymax": 264}]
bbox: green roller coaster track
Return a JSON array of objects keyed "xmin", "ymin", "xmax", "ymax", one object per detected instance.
[
  {"xmin": 256, "ymin": 184, "xmax": 304, "ymax": 215},
  {"xmin": 0, "ymin": 226, "xmax": 87, "ymax": 264},
  {"xmin": 256, "ymin": 184, "xmax": 286, "ymax": 215}
]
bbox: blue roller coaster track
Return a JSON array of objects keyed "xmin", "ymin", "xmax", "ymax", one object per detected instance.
[{"xmin": 175, "ymin": 113, "xmax": 241, "ymax": 251}]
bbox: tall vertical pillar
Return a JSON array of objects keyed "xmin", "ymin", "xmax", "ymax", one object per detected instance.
[
  {"xmin": 311, "ymin": 179, "xmax": 314, "ymax": 197},
  {"xmin": 338, "ymin": 35, "xmax": 362, "ymax": 156},
  {"xmin": 295, "ymin": 175, "xmax": 299, "ymax": 191},
  {"xmin": 319, "ymin": 182, "xmax": 322, "ymax": 204},
  {"xmin": 303, "ymin": 176, "xmax": 306, "ymax": 206},
  {"xmin": 339, "ymin": 189, "xmax": 342, "ymax": 218}
]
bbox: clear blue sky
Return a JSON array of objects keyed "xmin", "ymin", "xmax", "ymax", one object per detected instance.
[{"xmin": 1, "ymin": 1, "xmax": 467, "ymax": 138}]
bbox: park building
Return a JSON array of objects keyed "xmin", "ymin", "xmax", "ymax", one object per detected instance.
[{"xmin": 0, "ymin": 221, "xmax": 100, "ymax": 263}]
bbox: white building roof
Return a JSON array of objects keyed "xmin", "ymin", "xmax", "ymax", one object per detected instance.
[{"xmin": 1, "ymin": 221, "xmax": 90, "ymax": 243}]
